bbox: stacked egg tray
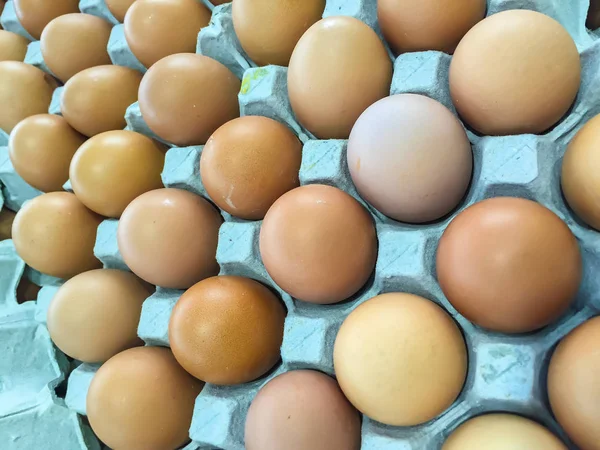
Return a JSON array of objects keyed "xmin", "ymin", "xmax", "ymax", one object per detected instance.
[{"xmin": 1, "ymin": 0, "xmax": 600, "ymax": 449}]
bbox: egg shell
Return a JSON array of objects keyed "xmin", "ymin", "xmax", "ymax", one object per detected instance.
[
  {"xmin": 87, "ymin": 346, "xmax": 203, "ymax": 450},
  {"xmin": 0, "ymin": 207, "xmax": 15, "ymax": 240},
  {"xmin": 12, "ymin": 192, "xmax": 102, "ymax": 278},
  {"xmin": 232, "ymin": 0, "xmax": 325, "ymax": 66},
  {"xmin": 0, "ymin": 61, "xmax": 57, "ymax": 133},
  {"xmin": 442, "ymin": 414, "xmax": 567, "ymax": 449},
  {"xmin": 118, "ymin": 188, "xmax": 222, "ymax": 289},
  {"xmin": 347, "ymin": 94, "xmax": 472, "ymax": 223},
  {"xmin": 9, "ymin": 114, "xmax": 85, "ymax": 192},
  {"xmin": 124, "ymin": 0, "xmax": 211, "ymax": 68},
  {"xmin": 41, "ymin": 13, "xmax": 112, "ymax": 82},
  {"xmin": 378, "ymin": 0, "xmax": 486, "ymax": 54},
  {"xmin": 0, "ymin": 29, "xmax": 28, "ymax": 61},
  {"xmin": 259, "ymin": 184, "xmax": 378, "ymax": 304},
  {"xmin": 105, "ymin": 0, "xmax": 136, "ymax": 22},
  {"xmin": 436, "ymin": 197, "xmax": 582, "ymax": 333},
  {"xmin": 588, "ymin": 0, "xmax": 600, "ymax": 29},
  {"xmin": 450, "ymin": 9, "xmax": 581, "ymax": 136},
  {"xmin": 548, "ymin": 316, "xmax": 600, "ymax": 450},
  {"xmin": 169, "ymin": 275, "xmax": 286, "ymax": 385},
  {"xmin": 288, "ymin": 16, "xmax": 392, "ymax": 139},
  {"xmin": 14, "ymin": 0, "xmax": 79, "ymax": 39},
  {"xmin": 61, "ymin": 65, "xmax": 142, "ymax": 137},
  {"xmin": 69, "ymin": 130, "xmax": 165, "ymax": 218},
  {"xmin": 200, "ymin": 116, "xmax": 302, "ymax": 220},
  {"xmin": 47, "ymin": 269, "xmax": 151, "ymax": 363},
  {"xmin": 245, "ymin": 370, "xmax": 361, "ymax": 450},
  {"xmin": 138, "ymin": 53, "xmax": 240, "ymax": 146}
]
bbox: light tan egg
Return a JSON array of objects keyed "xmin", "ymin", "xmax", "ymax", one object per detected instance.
[{"xmin": 0, "ymin": 30, "xmax": 29, "ymax": 61}]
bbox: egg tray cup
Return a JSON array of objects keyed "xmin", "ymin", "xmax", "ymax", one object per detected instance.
[{"xmin": 1, "ymin": 0, "xmax": 600, "ymax": 449}]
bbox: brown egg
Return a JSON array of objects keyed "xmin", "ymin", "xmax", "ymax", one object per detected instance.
[
  {"xmin": 124, "ymin": 0, "xmax": 211, "ymax": 68},
  {"xmin": 118, "ymin": 188, "xmax": 222, "ymax": 289},
  {"xmin": 0, "ymin": 208, "xmax": 15, "ymax": 240},
  {"xmin": 436, "ymin": 197, "xmax": 581, "ymax": 333},
  {"xmin": 589, "ymin": 0, "xmax": 600, "ymax": 29},
  {"xmin": 16, "ymin": 277, "xmax": 41, "ymax": 303},
  {"xmin": 442, "ymin": 414, "xmax": 567, "ymax": 450},
  {"xmin": 334, "ymin": 293, "xmax": 467, "ymax": 426},
  {"xmin": 450, "ymin": 10, "xmax": 580, "ymax": 136},
  {"xmin": 14, "ymin": 0, "xmax": 79, "ymax": 40},
  {"xmin": 0, "ymin": 61, "xmax": 57, "ymax": 133},
  {"xmin": 562, "ymin": 114, "xmax": 600, "ymax": 230},
  {"xmin": 378, "ymin": 0, "xmax": 485, "ymax": 54},
  {"xmin": 0, "ymin": 30, "xmax": 29, "ymax": 61},
  {"xmin": 169, "ymin": 275, "xmax": 285, "ymax": 385},
  {"xmin": 232, "ymin": 0, "xmax": 325, "ymax": 66},
  {"xmin": 61, "ymin": 65, "xmax": 142, "ymax": 137},
  {"xmin": 288, "ymin": 16, "xmax": 392, "ymax": 139},
  {"xmin": 105, "ymin": 0, "xmax": 136, "ymax": 23},
  {"xmin": 87, "ymin": 346, "xmax": 203, "ymax": 450},
  {"xmin": 47, "ymin": 269, "xmax": 151, "ymax": 362},
  {"xmin": 259, "ymin": 184, "xmax": 377, "ymax": 304},
  {"xmin": 12, "ymin": 192, "xmax": 102, "ymax": 278},
  {"xmin": 138, "ymin": 53, "xmax": 240, "ymax": 146},
  {"xmin": 9, "ymin": 114, "xmax": 85, "ymax": 192},
  {"xmin": 245, "ymin": 370, "xmax": 361, "ymax": 450},
  {"xmin": 200, "ymin": 116, "xmax": 302, "ymax": 220},
  {"xmin": 211, "ymin": 0, "xmax": 229, "ymax": 4},
  {"xmin": 348, "ymin": 94, "xmax": 472, "ymax": 223},
  {"xmin": 70, "ymin": 130, "xmax": 165, "ymax": 218},
  {"xmin": 41, "ymin": 13, "xmax": 112, "ymax": 83},
  {"xmin": 548, "ymin": 316, "xmax": 600, "ymax": 450}
]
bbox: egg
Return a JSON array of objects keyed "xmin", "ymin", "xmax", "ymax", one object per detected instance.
[
  {"xmin": 0, "ymin": 208, "xmax": 15, "ymax": 240},
  {"xmin": 450, "ymin": 10, "xmax": 580, "ymax": 136},
  {"xmin": 124, "ymin": 0, "xmax": 211, "ymax": 68},
  {"xmin": 200, "ymin": 116, "xmax": 302, "ymax": 220},
  {"xmin": 105, "ymin": 0, "xmax": 136, "ymax": 22},
  {"xmin": 259, "ymin": 184, "xmax": 377, "ymax": 304},
  {"xmin": 41, "ymin": 13, "xmax": 112, "ymax": 83},
  {"xmin": 334, "ymin": 293, "xmax": 467, "ymax": 426},
  {"xmin": 12, "ymin": 192, "xmax": 102, "ymax": 278},
  {"xmin": 0, "ymin": 30, "xmax": 29, "ymax": 61},
  {"xmin": 378, "ymin": 0, "xmax": 485, "ymax": 54},
  {"xmin": 118, "ymin": 188, "xmax": 222, "ymax": 289},
  {"xmin": 588, "ymin": 0, "xmax": 600, "ymax": 29},
  {"xmin": 561, "ymin": 113, "xmax": 600, "ymax": 230},
  {"xmin": 0, "ymin": 61, "xmax": 57, "ymax": 133},
  {"xmin": 288, "ymin": 16, "xmax": 392, "ymax": 139},
  {"xmin": 245, "ymin": 370, "xmax": 361, "ymax": 450},
  {"xmin": 13, "ymin": 0, "xmax": 79, "ymax": 40},
  {"xmin": 87, "ymin": 346, "xmax": 203, "ymax": 450},
  {"xmin": 61, "ymin": 65, "xmax": 142, "ymax": 137},
  {"xmin": 9, "ymin": 114, "xmax": 85, "ymax": 192},
  {"xmin": 16, "ymin": 277, "xmax": 41, "ymax": 304},
  {"xmin": 70, "ymin": 130, "xmax": 165, "ymax": 218},
  {"xmin": 232, "ymin": 0, "xmax": 325, "ymax": 66},
  {"xmin": 47, "ymin": 269, "xmax": 151, "ymax": 363},
  {"xmin": 436, "ymin": 197, "xmax": 581, "ymax": 333},
  {"xmin": 169, "ymin": 275, "xmax": 285, "ymax": 385},
  {"xmin": 548, "ymin": 316, "xmax": 600, "ymax": 450},
  {"xmin": 348, "ymin": 94, "xmax": 472, "ymax": 223},
  {"xmin": 138, "ymin": 53, "xmax": 240, "ymax": 146},
  {"xmin": 442, "ymin": 414, "xmax": 567, "ymax": 449}
]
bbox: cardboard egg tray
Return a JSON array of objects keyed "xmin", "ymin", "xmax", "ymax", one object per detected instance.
[{"xmin": 1, "ymin": 0, "xmax": 600, "ymax": 448}]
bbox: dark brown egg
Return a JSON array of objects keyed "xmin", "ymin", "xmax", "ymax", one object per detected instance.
[
  {"xmin": 200, "ymin": 116, "xmax": 302, "ymax": 220},
  {"xmin": 588, "ymin": 0, "xmax": 600, "ymax": 29},
  {"xmin": 245, "ymin": 370, "xmax": 361, "ymax": 450},
  {"xmin": 9, "ymin": 114, "xmax": 85, "ymax": 192},
  {"xmin": 0, "ymin": 207, "xmax": 15, "ymax": 240},
  {"xmin": 61, "ymin": 65, "xmax": 142, "ymax": 137},
  {"xmin": 14, "ymin": 0, "xmax": 79, "ymax": 40},
  {"xmin": 259, "ymin": 184, "xmax": 377, "ymax": 304},
  {"xmin": 12, "ymin": 192, "xmax": 102, "ymax": 278},
  {"xmin": 436, "ymin": 197, "xmax": 582, "ymax": 333},
  {"xmin": 118, "ymin": 188, "xmax": 222, "ymax": 289},
  {"xmin": 70, "ymin": 130, "xmax": 165, "ymax": 218},
  {"xmin": 138, "ymin": 53, "xmax": 240, "ymax": 146},
  {"xmin": 41, "ymin": 13, "xmax": 112, "ymax": 82},
  {"xmin": 105, "ymin": 0, "xmax": 136, "ymax": 22},
  {"xmin": 124, "ymin": 0, "xmax": 211, "ymax": 68},
  {"xmin": 47, "ymin": 269, "xmax": 151, "ymax": 363},
  {"xmin": 0, "ymin": 30, "xmax": 29, "ymax": 61},
  {"xmin": 87, "ymin": 346, "xmax": 203, "ymax": 450},
  {"xmin": 0, "ymin": 61, "xmax": 57, "ymax": 133},
  {"xmin": 169, "ymin": 275, "xmax": 285, "ymax": 385}
]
